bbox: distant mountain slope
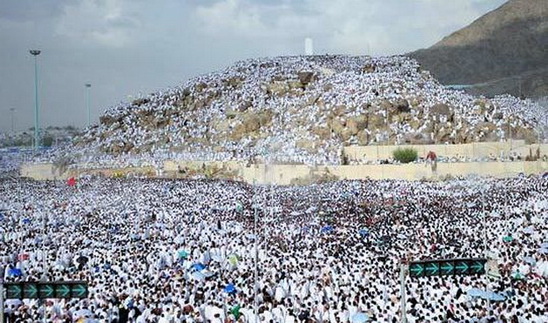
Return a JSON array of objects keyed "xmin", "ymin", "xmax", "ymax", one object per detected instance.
[{"xmin": 409, "ymin": 0, "xmax": 548, "ymax": 98}]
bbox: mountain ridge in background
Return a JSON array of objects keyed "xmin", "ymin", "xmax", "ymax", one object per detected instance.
[{"xmin": 409, "ymin": 0, "xmax": 548, "ymax": 98}]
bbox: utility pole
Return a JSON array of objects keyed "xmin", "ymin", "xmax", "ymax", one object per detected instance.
[
  {"xmin": 42, "ymin": 210, "xmax": 47, "ymax": 281},
  {"xmin": 482, "ymin": 189, "xmax": 491, "ymax": 312},
  {"xmin": 400, "ymin": 263, "xmax": 407, "ymax": 323},
  {"xmin": 253, "ymin": 179, "xmax": 259, "ymax": 323},
  {"xmin": 10, "ymin": 108, "xmax": 15, "ymax": 147},
  {"xmin": 385, "ymin": 106, "xmax": 389, "ymax": 146},
  {"xmin": 1, "ymin": 269, "xmax": 4, "ymax": 323},
  {"xmin": 30, "ymin": 50, "xmax": 41, "ymax": 150},
  {"xmin": 507, "ymin": 121, "xmax": 512, "ymax": 153},
  {"xmin": 10, "ymin": 108, "xmax": 15, "ymax": 133}
]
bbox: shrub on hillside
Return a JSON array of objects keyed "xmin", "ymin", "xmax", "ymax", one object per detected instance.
[{"xmin": 393, "ymin": 147, "xmax": 418, "ymax": 163}]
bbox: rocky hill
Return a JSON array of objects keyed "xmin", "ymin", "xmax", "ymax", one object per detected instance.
[
  {"xmin": 409, "ymin": 0, "xmax": 548, "ymax": 98},
  {"xmin": 68, "ymin": 55, "xmax": 546, "ymax": 166}
]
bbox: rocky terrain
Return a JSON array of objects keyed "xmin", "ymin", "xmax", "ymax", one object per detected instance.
[
  {"xmin": 67, "ymin": 55, "xmax": 546, "ymax": 166},
  {"xmin": 410, "ymin": 0, "xmax": 547, "ymax": 98}
]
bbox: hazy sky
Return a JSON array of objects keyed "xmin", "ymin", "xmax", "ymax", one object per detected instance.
[{"xmin": 0, "ymin": 0, "xmax": 507, "ymax": 132}]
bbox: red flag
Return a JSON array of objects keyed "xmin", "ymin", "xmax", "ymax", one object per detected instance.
[{"xmin": 67, "ymin": 177, "xmax": 77, "ymax": 187}]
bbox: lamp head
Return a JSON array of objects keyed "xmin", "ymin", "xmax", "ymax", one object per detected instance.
[
  {"xmin": 85, "ymin": 83, "xmax": 91, "ymax": 88},
  {"xmin": 29, "ymin": 50, "xmax": 41, "ymax": 56}
]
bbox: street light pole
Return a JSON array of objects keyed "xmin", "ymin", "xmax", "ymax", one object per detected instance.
[
  {"xmin": 400, "ymin": 263, "xmax": 407, "ymax": 323},
  {"xmin": 10, "ymin": 108, "xmax": 15, "ymax": 147},
  {"xmin": 10, "ymin": 108, "xmax": 15, "ymax": 133},
  {"xmin": 253, "ymin": 179, "xmax": 259, "ymax": 323},
  {"xmin": 85, "ymin": 83, "xmax": 91, "ymax": 127},
  {"xmin": 30, "ymin": 50, "xmax": 41, "ymax": 150}
]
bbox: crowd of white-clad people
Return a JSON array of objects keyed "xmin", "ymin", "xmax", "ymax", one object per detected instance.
[
  {"xmin": 48, "ymin": 55, "xmax": 546, "ymax": 169},
  {"xmin": 1, "ymin": 160, "xmax": 547, "ymax": 322}
]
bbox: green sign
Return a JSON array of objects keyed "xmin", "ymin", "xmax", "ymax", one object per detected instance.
[
  {"xmin": 409, "ymin": 258, "xmax": 486, "ymax": 278},
  {"xmin": 55, "ymin": 284, "xmax": 70, "ymax": 298},
  {"xmin": 4, "ymin": 281, "xmax": 88, "ymax": 299},
  {"xmin": 71, "ymin": 283, "xmax": 88, "ymax": 298},
  {"xmin": 23, "ymin": 283, "xmax": 38, "ymax": 299},
  {"xmin": 39, "ymin": 284, "xmax": 54, "ymax": 299},
  {"xmin": 6, "ymin": 284, "xmax": 22, "ymax": 299}
]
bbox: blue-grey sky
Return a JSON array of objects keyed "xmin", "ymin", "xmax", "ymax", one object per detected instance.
[{"xmin": 0, "ymin": 0, "xmax": 507, "ymax": 132}]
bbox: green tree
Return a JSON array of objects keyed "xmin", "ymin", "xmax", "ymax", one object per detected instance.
[
  {"xmin": 42, "ymin": 135, "xmax": 54, "ymax": 147},
  {"xmin": 393, "ymin": 147, "xmax": 418, "ymax": 163}
]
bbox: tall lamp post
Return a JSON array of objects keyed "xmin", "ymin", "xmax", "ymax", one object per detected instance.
[
  {"xmin": 253, "ymin": 178, "xmax": 259, "ymax": 323},
  {"xmin": 85, "ymin": 83, "xmax": 91, "ymax": 127},
  {"xmin": 29, "ymin": 49, "xmax": 41, "ymax": 149},
  {"xmin": 9, "ymin": 108, "xmax": 16, "ymax": 147},
  {"xmin": 10, "ymin": 108, "xmax": 15, "ymax": 133}
]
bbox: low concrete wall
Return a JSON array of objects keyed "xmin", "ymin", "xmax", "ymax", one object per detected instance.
[
  {"xmin": 326, "ymin": 161, "xmax": 546, "ymax": 181},
  {"xmin": 20, "ymin": 163, "xmax": 58, "ymax": 180},
  {"xmin": 343, "ymin": 141, "xmax": 548, "ymax": 162},
  {"xmin": 21, "ymin": 156, "xmax": 548, "ymax": 185},
  {"xmin": 69, "ymin": 167, "xmax": 156, "ymax": 178},
  {"xmin": 161, "ymin": 160, "xmax": 548, "ymax": 184}
]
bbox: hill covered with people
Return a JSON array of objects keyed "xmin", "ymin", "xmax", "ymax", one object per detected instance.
[{"xmin": 68, "ymin": 55, "xmax": 546, "ymax": 166}]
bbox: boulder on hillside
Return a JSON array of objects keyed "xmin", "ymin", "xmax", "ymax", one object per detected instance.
[
  {"xmin": 265, "ymin": 82, "xmax": 289, "ymax": 96},
  {"xmin": 297, "ymin": 71, "xmax": 315, "ymax": 87},
  {"xmin": 368, "ymin": 114, "xmax": 386, "ymax": 129},
  {"xmin": 346, "ymin": 116, "xmax": 367, "ymax": 135},
  {"xmin": 329, "ymin": 118, "xmax": 345, "ymax": 135},
  {"xmin": 362, "ymin": 64, "xmax": 375, "ymax": 73},
  {"xmin": 435, "ymin": 128, "xmax": 452, "ymax": 143},
  {"xmin": 346, "ymin": 119, "xmax": 359, "ymax": 135},
  {"xmin": 394, "ymin": 99, "xmax": 411, "ymax": 113},
  {"xmin": 430, "ymin": 103, "xmax": 452, "ymax": 117},
  {"xmin": 296, "ymin": 139, "xmax": 316, "ymax": 153},
  {"xmin": 492, "ymin": 112, "xmax": 504, "ymax": 120},
  {"xmin": 100, "ymin": 115, "xmax": 123, "ymax": 126},
  {"xmin": 195, "ymin": 82, "xmax": 208, "ymax": 92},
  {"xmin": 223, "ymin": 77, "xmax": 244, "ymax": 88},
  {"xmin": 357, "ymin": 131, "xmax": 370, "ymax": 145},
  {"xmin": 132, "ymin": 98, "xmax": 150, "ymax": 107},
  {"xmin": 312, "ymin": 127, "xmax": 331, "ymax": 140},
  {"xmin": 513, "ymin": 127, "xmax": 537, "ymax": 144}
]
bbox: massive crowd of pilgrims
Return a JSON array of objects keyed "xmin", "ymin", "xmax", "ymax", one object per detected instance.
[{"xmin": 0, "ymin": 159, "xmax": 546, "ymax": 322}]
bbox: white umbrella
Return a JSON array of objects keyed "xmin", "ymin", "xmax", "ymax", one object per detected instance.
[
  {"xmin": 211, "ymin": 254, "xmax": 223, "ymax": 262},
  {"xmin": 191, "ymin": 271, "xmax": 206, "ymax": 281},
  {"xmin": 203, "ymin": 270, "xmax": 216, "ymax": 278},
  {"xmin": 351, "ymin": 312, "xmax": 370, "ymax": 323},
  {"xmin": 73, "ymin": 309, "xmax": 93, "ymax": 319},
  {"xmin": 535, "ymin": 261, "xmax": 548, "ymax": 277}
]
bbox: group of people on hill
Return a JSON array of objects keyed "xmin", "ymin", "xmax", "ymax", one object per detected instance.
[
  {"xmin": 1, "ymin": 168, "xmax": 547, "ymax": 322},
  {"xmin": 48, "ymin": 55, "xmax": 546, "ymax": 168}
]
